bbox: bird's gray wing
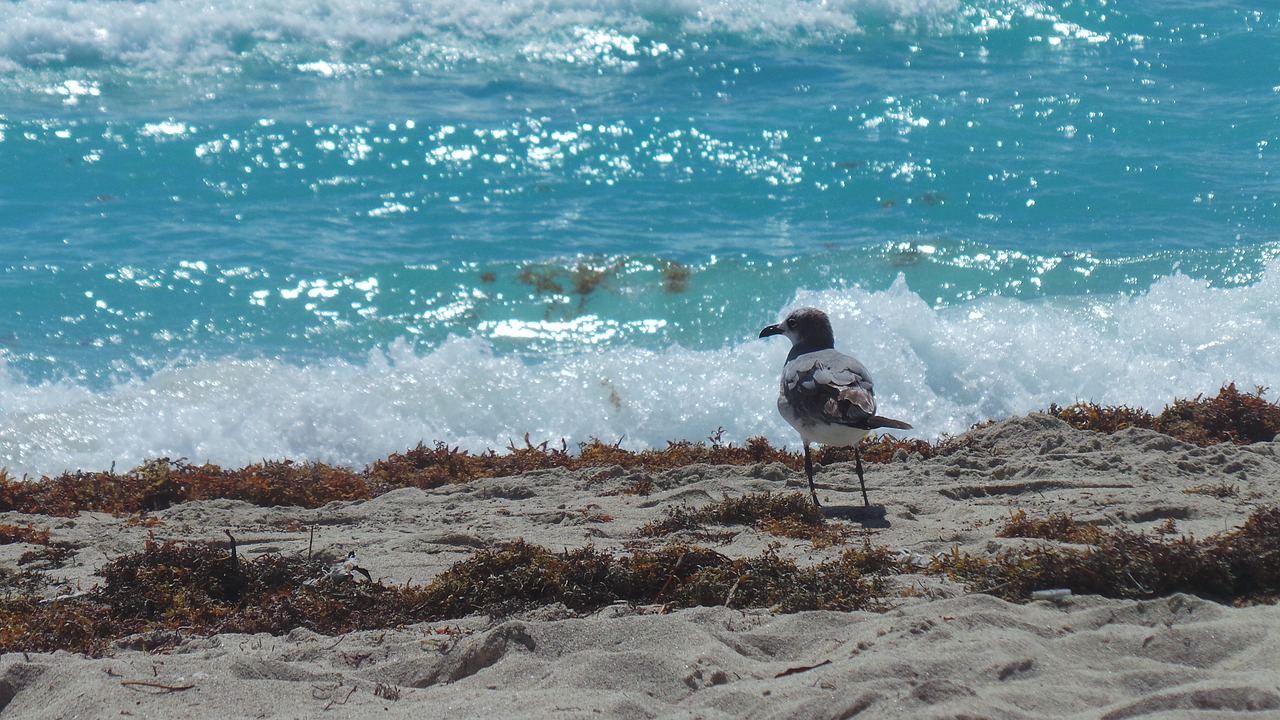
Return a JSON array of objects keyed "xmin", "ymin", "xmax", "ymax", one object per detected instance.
[{"xmin": 781, "ymin": 350, "xmax": 878, "ymax": 428}]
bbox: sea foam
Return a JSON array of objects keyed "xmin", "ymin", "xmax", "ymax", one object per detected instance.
[
  {"xmin": 0, "ymin": 0, "xmax": 1033, "ymax": 73},
  {"xmin": 4, "ymin": 263, "xmax": 1279, "ymax": 478}
]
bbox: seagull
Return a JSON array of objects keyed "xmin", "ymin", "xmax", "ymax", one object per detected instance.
[{"xmin": 760, "ymin": 307, "xmax": 912, "ymax": 508}]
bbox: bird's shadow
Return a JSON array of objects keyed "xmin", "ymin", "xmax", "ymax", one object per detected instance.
[{"xmin": 821, "ymin": 504, "xmax": 890, "ymax": 528}]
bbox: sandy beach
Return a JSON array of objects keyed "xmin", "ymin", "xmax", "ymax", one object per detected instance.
[
  {"xmin": 8, "ymin": 1, "xmax": 1280, "ymax": 718},
  {"xmin": 3, "ymin": 414, "xmax": 1280, "ymax": 719}
]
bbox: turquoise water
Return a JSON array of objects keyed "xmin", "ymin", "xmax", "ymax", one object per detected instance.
[{"xmin": 2, "ymin": 0, "xmax": 1279, "ymax": 476}]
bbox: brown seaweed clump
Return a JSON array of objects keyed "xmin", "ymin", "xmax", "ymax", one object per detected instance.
[
  {"xmin": 367, "ymin": 438, "xmax": 576, "ymax": 489},
  {"xmin": 935, "ymin": 507, "xmax": 1280, "ymax": 605},
  {"xmin": 0, "ymin": 459, "xmax": 369, "ymax": 518},
  {"xmin": 1049, "ymin": 383, "xmax": 1280, "ymax": 445},
  {"xmin": 996, "ymin": 510, "xmax": 1106, "ymax": 546},
  {"xmin": 402, "ymin": 539, "xmax": 893, "ymax": 618},
  {"xmin": 3, "ymin": 435, "xmax": 798, "ymax": 517},
  {"xmin": 0, "ymin": 523, "xmax": 75, "ymax": 573},
  {"xmin": 1, "ymin": 523, "xmax": 70, "ymax": 597},
  {"xmin": 659, "ymin": 260, "xmax": 691, "ymax": 293},
  {"xmin": 1046, "ymin": 402, "xmax": 1155, "ymax": 435},
  {"xmin": 365, "ymin": 435, "xmax": 799, "ymax": 493},
  {"xmin": 1156, "ymin": 383, "xmax": 1280, "ymax": 445},
  {"xmin": 0, "ymin": 524, "xmax": 52, "ymax": 546},
  {"xmin": 0, "ymin": 538, "xmax": 894, "ymax": 657},
  {"xmin": 639, "ymin": 492, "xmax": 848, "ymax": 547}
]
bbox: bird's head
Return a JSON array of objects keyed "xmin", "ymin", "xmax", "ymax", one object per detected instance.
[{"xmin": 759, "ymin": 307, "xmax": 835, "ymax": 351}]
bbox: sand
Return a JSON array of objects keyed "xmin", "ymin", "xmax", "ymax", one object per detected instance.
[{"xmin": 3, "ymin": 414, "xmax": 1280, "ymax": 719}]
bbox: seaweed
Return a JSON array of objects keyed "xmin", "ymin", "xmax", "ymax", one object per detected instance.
[
  {"xmin": 0, "ymin": 524, "xmax": 68, "ymax": 597},
  {"xmin": 515, "ymin": 266, "xmax": 564, "ymax": 296},
  {"xmin": 513, "ymin": 259, "xmax": 628, "ymax": 310},
  {"xmin": 659, "ymin": 260, "xmax": 691, "ymax": 293},
  {"xmin": 0, "ymin": 524, "xmax": 52, "ymax": 546},
  {"xmin": 1183, "ymin": 481, "xmax": 1239, "ymax": 499},
  {"xmin": 367, "ymin": 441, "xmax": 486, "ymax": 489},
  {"xmin": 404, "ymin": 540, "xmax": 894, "ymax": 617},
  {"xmin": 997, "ymin": 509, "xmax": 1106, "ymax": 545},
  {"xmin": 0, "ymin": 459, "xmax": 369, "ymax": 517},
  {"xmin": 98, "ymin": 539, "xmax": 251, "ymax": 624},
  {"xmin": 936, "ymin": 507, "xmax": 1280, "ymax": 605},
  {"xmin": 1049, "ymin": 383, "xmax": 1280, "ymax": 445},
  {"xmin": 640, "ymin": 492, "xmax": 847, "ymax": 547},
  {"xmin": 2, "ymin": 436, "xmax": 794, "ymax": 517},
  {"xmin": 0, "ymin": 538, "xmax": 890, "ymax": 656},
  {"xmin": 206, "ymin": 460, "xmax": 370, "ymax": 508},
  {"xmin": 368, "ymin": 437, "xmax": 578, "ymax": 490},
  {"xmin": 1046, "ymin": 402, "xmax": 1155, "ymax": 435},
  {"xmin": 1155, "ymin": 383, "xmax": 1280, "ymax": 445},
  {"xmin": 0, "ymin": 597, "xmax": 117, "ymax": 656},
  {"xmin": 0, "ymin": 538, "xmax": 430, "ymax": 656},
  {"xmin": 1, "ymin": 523, "xmax": 76, "ymax": 571},
  {"xmin": 1, "ymin": 508, "xmax": 1278, "ymax": 656},
  {"xmin": 570, "ymin": 260, "xmax": 622, "ymax": 301},
  {"xmin": 412, "ymin": 541, "xmax": 631, "ymax": 617},
  {"xmin": 770, "ymin": 546, "xmax": 899, "ymax": 613},
  {"xmin": 1218, "ymin": 507, "xmax": 1280, "ymax": 602},
  {"xmin": 368, "ymin": 435, "xmax": 798, "ymax": 495}
]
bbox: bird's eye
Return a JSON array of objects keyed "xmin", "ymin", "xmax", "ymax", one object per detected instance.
[{"xmin": 786, "ymin": 318, "xmax": 796, "ymax": 328}]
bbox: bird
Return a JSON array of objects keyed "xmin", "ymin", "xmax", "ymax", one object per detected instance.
[{"xmin": 760, "ymin": 307, "xmax": 912, "ymax": 508}]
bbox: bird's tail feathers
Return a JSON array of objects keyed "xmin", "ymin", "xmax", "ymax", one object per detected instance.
[{"xmin": 868, "ymin": 416, "xmax": 912, "ymax": 431}]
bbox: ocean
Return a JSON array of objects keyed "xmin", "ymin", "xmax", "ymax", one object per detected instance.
[{"xmin": 2, "ymin": 0, "xmax": 1278, "ymax": 478}]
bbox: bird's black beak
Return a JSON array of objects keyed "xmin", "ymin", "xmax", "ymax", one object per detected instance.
[{"xmin": 759, "ymin": 323, "xmax": 784, "ymax": 339}]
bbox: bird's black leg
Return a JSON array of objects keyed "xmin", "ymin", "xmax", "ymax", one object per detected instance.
[
  {"xmin": 855, "ymin": 446, "xmax": 870, "ymax": 507},
  {"xmin": 803, "ymin": 444, "xmax": 821, "ymax": 508}
]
